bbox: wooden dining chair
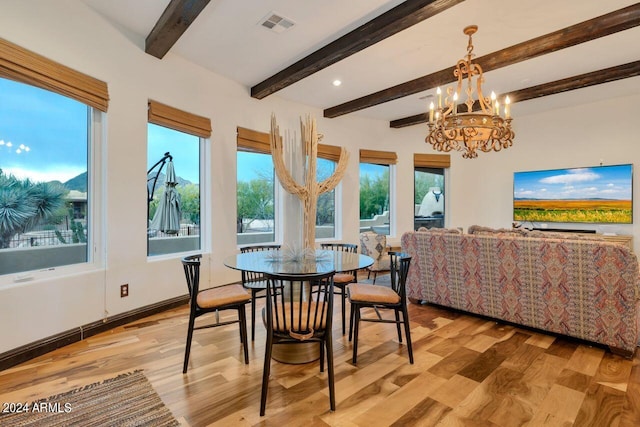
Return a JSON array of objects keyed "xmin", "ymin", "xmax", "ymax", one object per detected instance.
[
  {"xmin": 240, "ymin": 244, "xmax": 281, "ymax": 341},
  {"xmin": 320, "ymin": 242, "xmax": 358, "ymax": 335},
  {"xmin": 260, "ymin": 270, "xmax": 336, "ymax": 416},
  {"xmin": 182, "ymin": 254, "xmax": 251, "ymax": 373},
  {"xmin": 348, "ymin": 252, "xmax": 413, "ymax": 364}
]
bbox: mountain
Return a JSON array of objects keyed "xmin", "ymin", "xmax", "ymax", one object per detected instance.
[
  {"xmin": 147, "ymin": 172, "xmax": 193, "ymax": 193},
  {"xmin": 63, "ymin": 171, "xmax": 192, "ymax": 194},
  {"xmin": 64, "ymin": 172, "xmax": 87, "ymax": 192}
]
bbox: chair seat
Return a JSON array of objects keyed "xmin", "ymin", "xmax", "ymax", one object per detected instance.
[
  {"xmin": 333, "ymin": 273, "xmax": 355, "ymax": 284},
  {"xmin": 348, "ymin": 283, "xmax": 400, "ymax": 304},
  {"xmin": 197, "ymin": 284, "xmax": 250, "ymax": 309}
]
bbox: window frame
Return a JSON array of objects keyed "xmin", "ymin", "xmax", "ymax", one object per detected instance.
[
  {"xmin": 146, "ymin": 101, "xmax": 210, "ymax": 259},
  {"xmin": 413, "ymin": 153, "xmax": 450, "ymax": 231},
  {"xmin": 358, "ymin": 160, "xmax": 395, "ymax": 237},
  {"xmin": 236, "ymin": 149, "xmax": 279, "ymax": 247},
  {"xmin": 0, "ymin": 106, "xmax": 104, "ymax": 285},
  {"xmin": 314, "ymin": 157, "xmax": 340, "ymax": 242},
  {"xmin": 146, "ymin": 123, "xmax": 206, "ymax": 259}
]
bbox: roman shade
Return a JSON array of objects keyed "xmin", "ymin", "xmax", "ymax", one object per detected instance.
[
  {"xmin": 413, "ymin": 153, "xmax": 450, "ymax": 168},
  {"xmin": 148, "ymin": 100, "xmax": 211, "ymax": 138},
  {"xmin": 359, "ymin": 149, "xmax": 397, "ymax": 165},
  {"xmin": 237, "ymin": 126, "xmax": 342, "ymax": 161},
  {"xmin": 237, "ymin": 126, "xmax": 271, "ymax": 154},
  {"xmin": 0, "ymin": 37, "xmax": 109, "ymax": 112}
]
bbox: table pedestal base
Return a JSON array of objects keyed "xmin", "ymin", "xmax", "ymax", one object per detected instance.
[{"xmin": 272, "ymin": 342, "xmax": 320, "ymax": 364}]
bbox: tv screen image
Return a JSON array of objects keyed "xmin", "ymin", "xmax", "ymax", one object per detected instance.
[{"xmin": 513, "ymin": 164, "xmax": 633, "ymax": 224}]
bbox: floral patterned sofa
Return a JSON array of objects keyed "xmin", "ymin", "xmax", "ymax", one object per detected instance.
[{"xmin": 401, "ymin": 227, "xmax": 640, "ymax": 356}]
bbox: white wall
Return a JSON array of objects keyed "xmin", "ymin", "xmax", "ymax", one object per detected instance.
[
  {"xmin": 394, "ymin": 79, "xmax": 640, "ymax": 252},
  {"xmin": 0, "ymin": 0, "xmax": 408, "ymax": 352},
  {"xmin": 1, "ymin": 0, "xmax": 638, "ymax": 353}
]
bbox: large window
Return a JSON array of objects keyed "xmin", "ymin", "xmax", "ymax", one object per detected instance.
[
  {"xmin": 0, "ymin": 77, "xmax": 94, "ymax": 275},
  {"xmin": 414, "ymin": 153, "xmax": 449, "ymax": 230},
  {"xmin": 359, "ymin": 150, "xmax": 396, "ymax": 236},
  {"xmin": 236, "ymin": 151, "xmax": 276, "ymax": 245},
  {"xmin": 147, "ymin": 101, "xmax": 209, "ymax": 257},
  {"xmin": 316, "ymin": 158, "xmax": 336, "ymax": 239},
  {"xmin": 414, "ymin": 168, "xmax": 445, "ymax": 230},
  {"xmin": 236, "ymin": 128, "xmax": 341, "ymax": 244},
  {"xmin": 147, "ymin": 124, "xmax": 203, "ymax": 257}
]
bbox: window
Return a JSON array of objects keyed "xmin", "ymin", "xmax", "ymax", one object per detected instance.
[
  {"xmin": 415, "ymin": 168, "xmax": 445, "ymax": 229},
  {"xmin": 0, "ymin": 78, "xmax": 93, "ymax": 275},
  {"xmin": 316, "ymin": 158, "xmax": 336, "ymax": 239},
  {"xmin": 359, "ymin": 149, "xmax": 396, "ymax": 236},
  {"xmin": 235, "ymin": 128, "xmax": 345, "ymax": 244},
  {"xmin": 0, "ymin": 38, "xmax": 108, "ymax": 278},
  {"xmin": 147, "ymin": 101, "xmax": 209, "ymax": 257},
  {"xmin": 236, "ymin": 151, "xmax": 276, "ymax": 245},
  {"xmin": 414, "ymin": 153, "xmax": 449, "ymax": 230}
]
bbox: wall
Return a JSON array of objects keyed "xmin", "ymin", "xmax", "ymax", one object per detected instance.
[
  {"xmin": 0, "ymin": 0, "xmax": 408, "ymax": 352},
  {"xmin": 1, "ymin": 0, "xmax": 638, "ymax": 353},
  {"xmin": 393, "ymin": 79, "xmax": 640, "ymax": 253}
]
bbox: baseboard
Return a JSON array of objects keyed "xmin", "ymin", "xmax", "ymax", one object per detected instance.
[{"xmin": 0, "ymin": 295, "xmax": 189, "ymax": 372}]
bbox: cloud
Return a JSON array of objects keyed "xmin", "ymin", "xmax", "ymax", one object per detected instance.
[
  {"xmin": 539, "ymin": 169, "xmax": 599, "ymax": 185},
  {"xmin": 3, "ymin": 166, "xmax": 84, "ymax": 183}
]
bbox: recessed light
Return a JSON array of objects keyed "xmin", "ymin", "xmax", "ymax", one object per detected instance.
[{"xmin": 332, "ymin": 79, "xmax": 342, "ymax": 87}]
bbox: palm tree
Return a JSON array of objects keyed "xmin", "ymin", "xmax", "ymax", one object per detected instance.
[{"xmin": 0, "ymin": 169, "xmax": 66, "ymax": 249}]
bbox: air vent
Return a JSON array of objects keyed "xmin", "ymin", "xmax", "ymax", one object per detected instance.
[{"xmin": 259, "ymin": 12, "xmax": 295, "ymax": 33}]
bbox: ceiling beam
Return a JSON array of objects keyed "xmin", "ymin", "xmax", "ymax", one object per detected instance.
[
  {"xmin": 250, "ymin": 0, "xmax": 465, "ymax": 100},
  {"xmin": 389, "ymin": 60, "xmax": 640, "ymax": 128},
  {"xmin": 325, "ymin": 3, "xmax": 640, "ymax": 118},
  {"xmin": 145, "ymin": 0, "xmax": 211, "ymax": 59}
]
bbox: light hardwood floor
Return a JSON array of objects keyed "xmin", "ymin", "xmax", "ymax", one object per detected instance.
[{"xmin": 1, "ymin": 287, "xmax": 639, "ymax": 426}]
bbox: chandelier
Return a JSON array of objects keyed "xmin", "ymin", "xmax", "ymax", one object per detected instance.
[{"xmin": 426, "ymin": 25, "xmax": 514, "ymax": 159}]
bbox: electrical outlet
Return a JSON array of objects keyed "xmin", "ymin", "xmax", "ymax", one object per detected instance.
[{"xmin": 120, "ymin": 284, "xmax": 129, "ymax": 298}]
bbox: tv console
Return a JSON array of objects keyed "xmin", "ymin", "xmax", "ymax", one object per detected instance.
[
  {"xmin": 531, "ymin": 227, "xmax": 596, "ymax": 234},
  {"xmin": 528, "ymin": 229, "xmax": 634, "ymax": 252}
]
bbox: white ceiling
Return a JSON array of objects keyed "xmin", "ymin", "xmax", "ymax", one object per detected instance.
[{"xmin": 82, "ymin": 0, "xmax": 640, "ymax": 122}]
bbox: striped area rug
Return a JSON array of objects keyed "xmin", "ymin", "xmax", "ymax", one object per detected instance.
[{"xmin": 0, "ymin": 370, "xmax": 178, "ymax": 427}]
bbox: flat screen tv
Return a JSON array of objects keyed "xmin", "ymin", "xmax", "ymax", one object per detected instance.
[{"xmin": 513, "ymin": 164, "xmax": 633, "ymax": 224}]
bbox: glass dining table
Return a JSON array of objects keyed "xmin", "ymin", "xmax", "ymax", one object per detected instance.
[
  {"xmin": 223, "ymin": 248, "xmax": 374, "ymax": 276},
  {"xmin": 223, "ymin": 248, "xmax": 374, "ymax": 363}
]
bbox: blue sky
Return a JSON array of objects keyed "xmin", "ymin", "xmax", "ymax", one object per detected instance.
[
  {"xmin": 148, "ymin": 124, "xmax": 200, "ymax": 183},
  {"xmin": 514, "ymin": 165, "xmax": 632, "ymax": 200},
  {"xmin": 237, "ymin": 151, "xmax": 336, "ymax": 182},
  {"xmin": 237, "ymin": 151, "xmax": 274, "ymax": 182},
  {"xmin": 360, "ymin": 163, "xmax": 387, "ymax": 178},
  {"xmin": 0, "ymin": 78, "xmax": 87, "ymax": 182},
  {"xmin": 2, "ymin": 76, "xmax": 387, "ymax": 186},
  {"xmin": 0, "ymin": 78, "xmax": 203, "ymax": 184}
]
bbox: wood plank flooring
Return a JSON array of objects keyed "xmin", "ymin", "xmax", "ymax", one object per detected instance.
[{"xmin": 1, "ymin": 284, "xmax": 639, "ymax": 426}]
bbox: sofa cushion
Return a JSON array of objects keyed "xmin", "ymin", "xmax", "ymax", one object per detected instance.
[
  {"xmin": 525, "ymin": 230, "xmax": 607, "ymax": 242},
  {"xmin": 467, "ymin": 225, "xmax": 528, "ymax": 238},
  {"xmin": 417, "ymin": 227, "xmax": 462, "ymax": 234}
]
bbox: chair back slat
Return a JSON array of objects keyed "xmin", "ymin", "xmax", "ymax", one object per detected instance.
[
  {"xmin": 182, "ymin": 254, "xmax": 202, "ymax": 305},
  {"xmin": 320, "ymin": 243, "xmax": 357, "ymax": 254},
  {"xmin": 240, "ymin": 245, "xmax": 281, "ymax": 285},
  {"xmin": 389, "ymin": 251, "xmax": 411, "ymax": 300}
]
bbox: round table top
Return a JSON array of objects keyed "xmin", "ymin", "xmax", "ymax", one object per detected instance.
[{"xmin": 223, "ymin": 249, "xmax": 373, "ymax": 275}]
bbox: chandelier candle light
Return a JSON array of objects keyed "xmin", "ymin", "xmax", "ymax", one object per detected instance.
[{"xmin": 426, "ymin": 25, "xmax": 514, "ymax": 159}]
